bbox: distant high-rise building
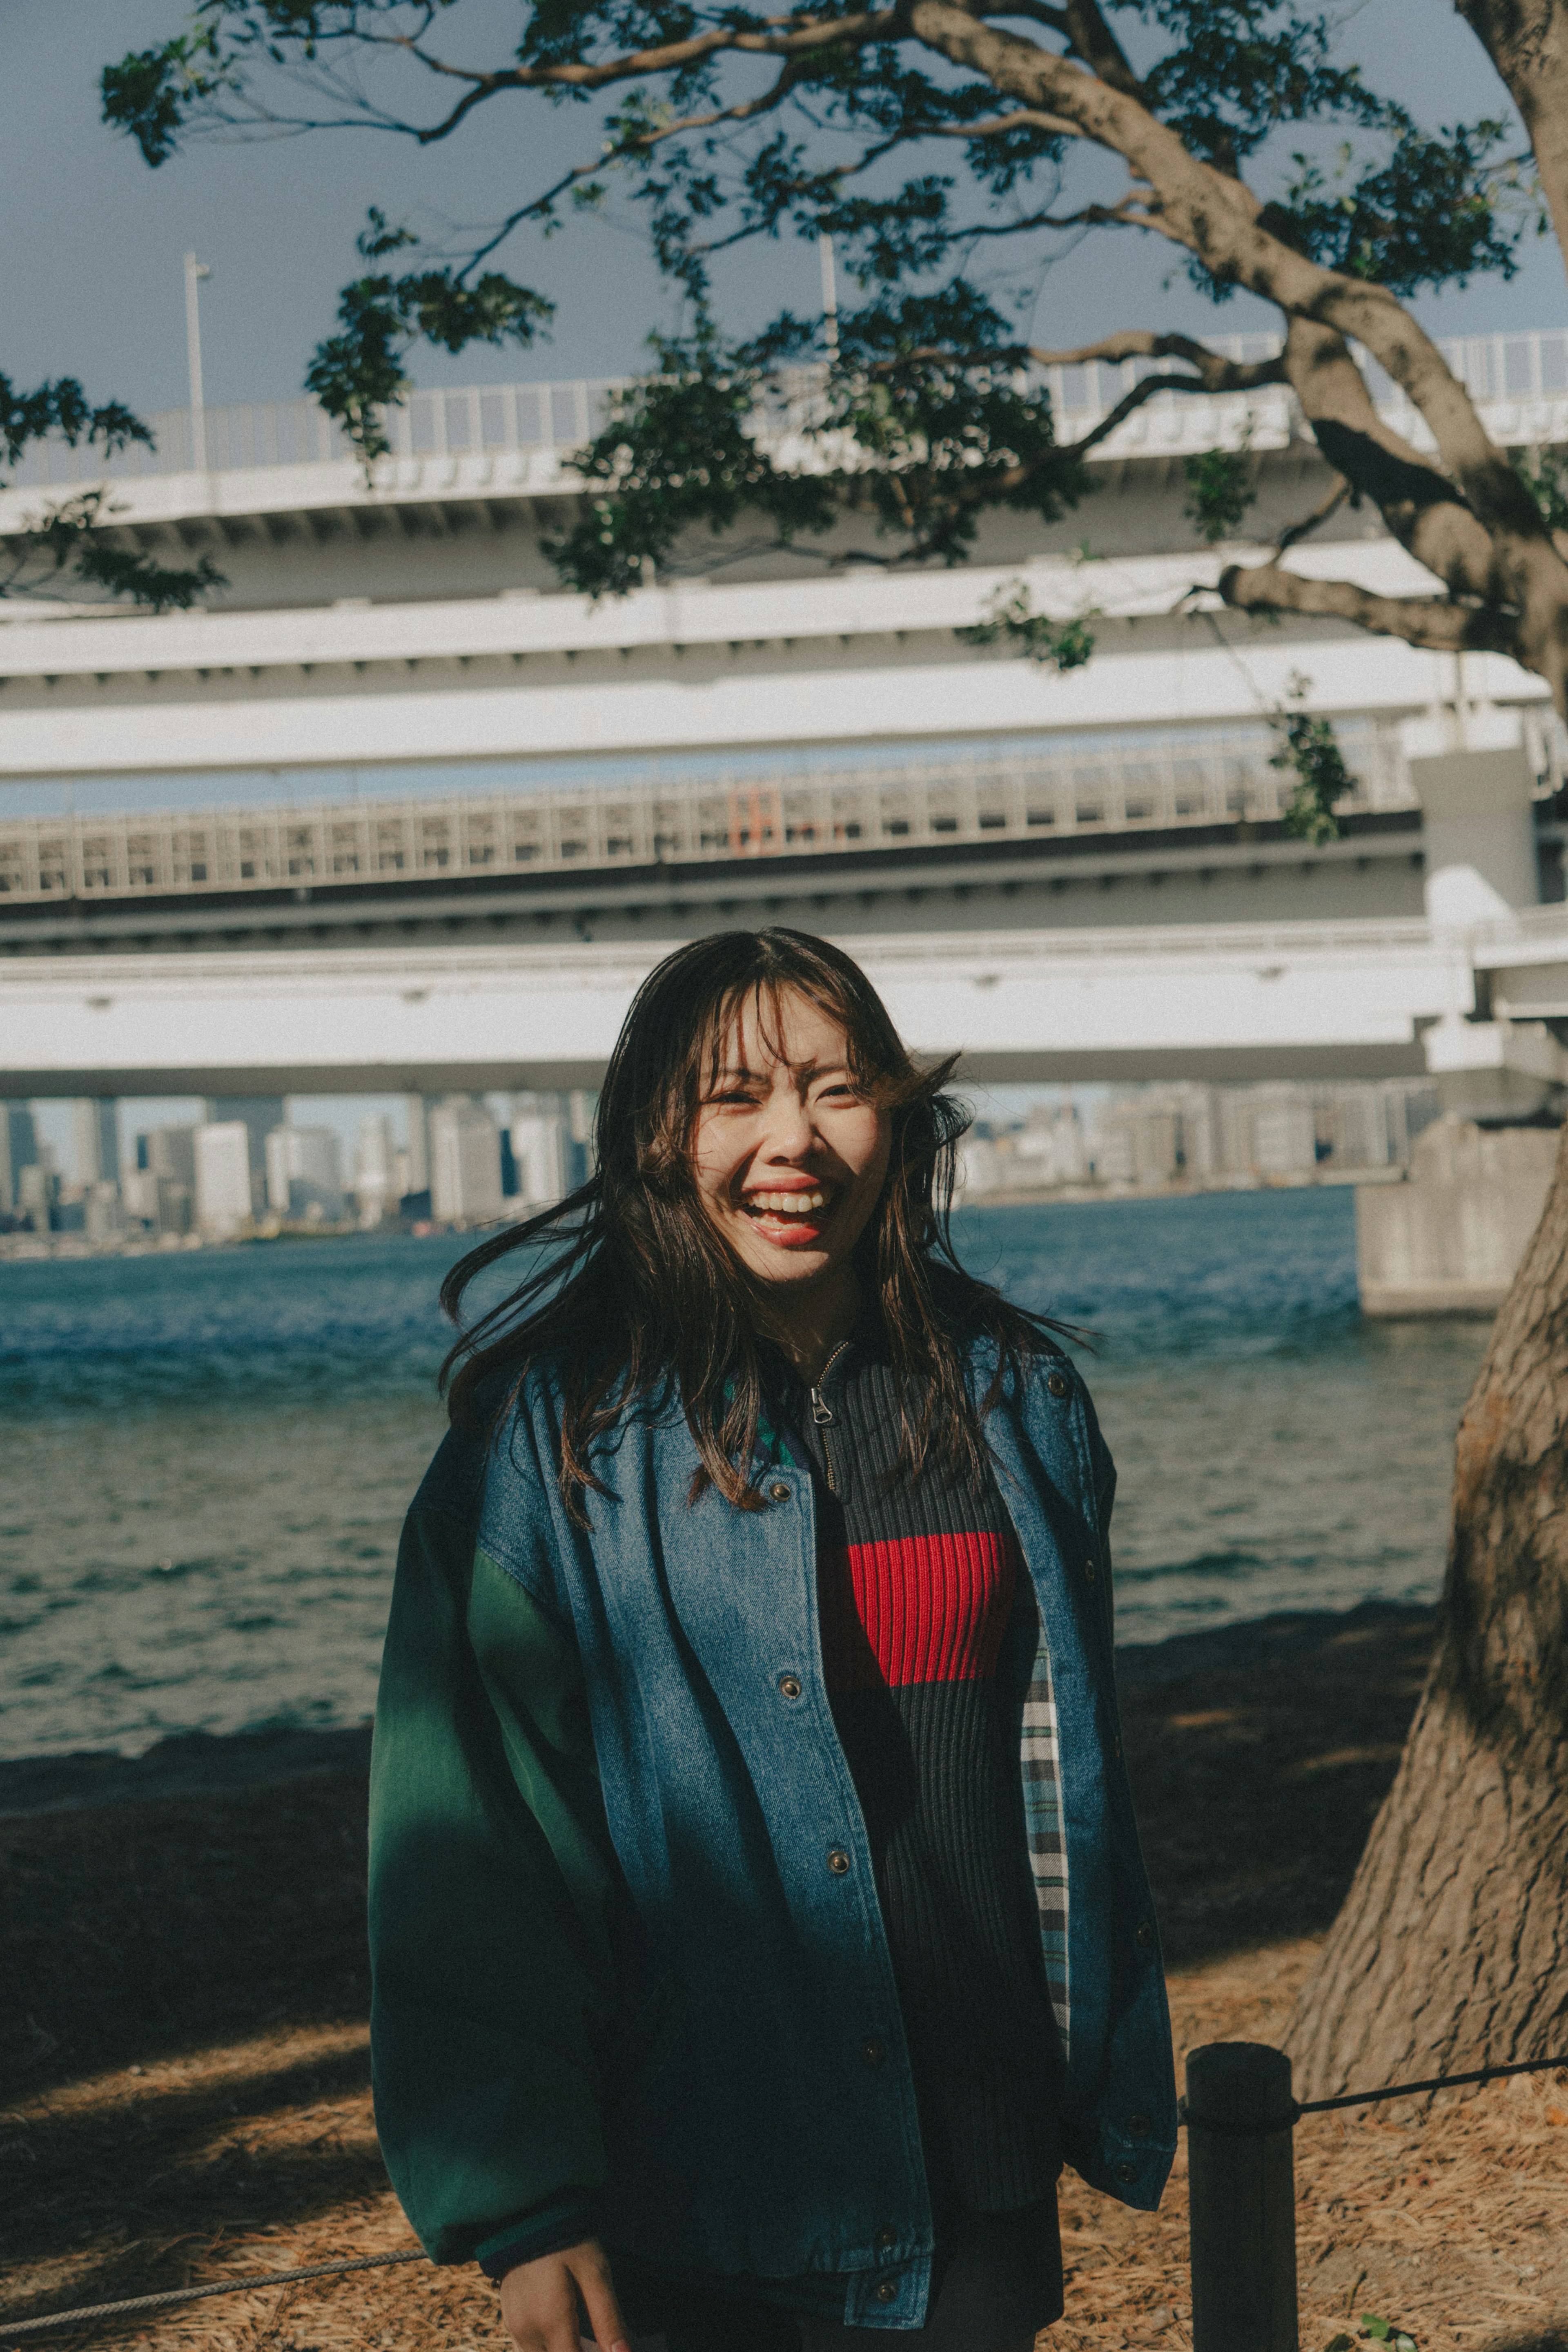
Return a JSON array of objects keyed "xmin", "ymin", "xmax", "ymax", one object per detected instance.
[
  {"xmin": 429, "ymin": 1097, "xmax": 503, "ymax": 1224},
  {"xmin": 71, "ymin": 1099, "xmax": 120, "ymax": 1186},
  {"xmin": 403, "ymin": 1095, "xmax": 431, "ymax": 1196},
  {"xmin": 1015, "ymin": 1100, "xmax": 1090, "ymax": 1187},
  {"xmin": 264, "ymin": 1124, "xmax": 346, "ymax": 1220},
  {"xmin": 204, "ymin": 1097, "xmax": 285, "ymax": 1211},
  {"xmin": 140, "ymin": 1124, "xmax": 200, "ymax": 1191},
  {"xmin": 16, "ymin": 1161, "xmax": 57, "ymax": 1229},
  {"xmin": 123, "ymin": 1169, "xmax": 192, "ymax": 1235},
  {"xmin": 354, "ymin": 1114, "xmax": 396, "ymax": 1224},
  {"xmin": 0, "ymin": 1101, "xmax": 38, "ymax": 1211},
  {"xmin": 1250, "ymin": 1095, "xmax": 1319, "ymax": 1174},
  {"xmin": 510, "ymin": 1093, "xmax": 576, "ymax": 1207},
  {"xmin": 85, "ymin": 1182, "xmax": 123, "ymax": 1244},
  {"xmin": 195, "ymin": 1121, "xmax": 256, "ymax": 1235}
]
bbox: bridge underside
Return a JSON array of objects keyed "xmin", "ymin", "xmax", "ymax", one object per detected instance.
[
  {"xmin": 0, "ymin": 921, "xmax": 1471, "ymax": 1099},
  {"xmin": 7, "ymin": 1043, "xmax": 1435, "ymax": 1097}
]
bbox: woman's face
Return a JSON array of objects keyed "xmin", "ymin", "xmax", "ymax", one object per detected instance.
[{"xmin": 690, "ymin": 988, "xmax": 893, "ymax": 1299}]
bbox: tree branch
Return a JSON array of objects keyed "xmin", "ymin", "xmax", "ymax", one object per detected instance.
[
  {"xmin": 906, "ymin": 0, "xmax": 1568, "ymax": 703},
  {"xmin": 1273, "ymin": 477, "xmax": 1352, "ymax": 556},
  {"xmin": 1028, "ymin": 331, "xmax": 1287, "ymax": 392},
  {"xmin": 1055, "ymin": 365, "xmax": 1279, "ymax": 459},
  {"xmin": 1218, "ymin": 558, "xmax": 1519, "ymax": 655},
  {"xmin": 926, "ymin": 106, "xmax": 1085, "ymax": 141}
]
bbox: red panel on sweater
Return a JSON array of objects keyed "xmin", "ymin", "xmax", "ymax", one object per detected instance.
[{"xmin": 817, "ymin": 1529, "xmax": 1018, "ymax": 1692}]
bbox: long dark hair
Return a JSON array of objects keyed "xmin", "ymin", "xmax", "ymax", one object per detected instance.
[{"xmin": 441, "ymin": 927, "xmax": 1064, "ymax": 1520}]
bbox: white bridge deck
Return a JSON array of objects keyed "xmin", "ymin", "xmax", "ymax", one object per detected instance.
[{"xmin": 8, "ymin": 907, "xmax": 1568, "ymax": 1098}]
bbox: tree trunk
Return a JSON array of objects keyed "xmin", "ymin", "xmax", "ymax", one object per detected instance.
[{"xmin": 1286, "ymin": 1128, "xmax": 1568, "ymax": 2100}]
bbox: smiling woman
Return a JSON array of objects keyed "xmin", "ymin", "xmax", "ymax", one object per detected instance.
[
  {"xmin": 689, "ymin": 988, "xmax": 893, "ymax": 1376},
  {"xmin": 369, "ymin": 928, "xmax": 1176, "ymax": 2352}
]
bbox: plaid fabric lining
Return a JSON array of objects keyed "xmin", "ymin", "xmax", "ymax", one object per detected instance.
[{"xmin": 1020, "ymin": 1641, "xmax": 1070, "ymax": 2056}]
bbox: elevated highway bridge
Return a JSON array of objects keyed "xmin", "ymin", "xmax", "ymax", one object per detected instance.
[{"xmin": 3, "ymin": 333, "xmax": 1567, "ymax": 1109}]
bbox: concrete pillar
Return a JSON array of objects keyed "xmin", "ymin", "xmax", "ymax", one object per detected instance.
[
  {"xmin": 1412, "ymin": 745, "xmax": 1539, "ymax": 927},
  {"xmin": 1358, "ymin": 1116, "xmax": 1559, "ymax": 1315}
]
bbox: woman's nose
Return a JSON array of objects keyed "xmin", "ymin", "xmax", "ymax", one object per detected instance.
[{"xmin": 758, "ymin": 1093, "xmax": 814, "ymax": 1157}]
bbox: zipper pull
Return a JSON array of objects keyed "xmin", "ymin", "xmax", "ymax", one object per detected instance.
[{"xmin": 811, "ymin": 1388, "xmax": 834, "ymax": 1426}]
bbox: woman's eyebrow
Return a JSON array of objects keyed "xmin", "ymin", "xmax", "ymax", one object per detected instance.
[{"xmin": 708, "ymin": 1059, "xmax": 850, "ymax": 1081}]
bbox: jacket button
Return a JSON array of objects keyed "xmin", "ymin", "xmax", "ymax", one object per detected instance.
[
  {"xmin": 1127, "ymin": 2113, "xmax": 1150, "ymax": 2139},
  {"xmin": 1084, "ymin": 1559, "xmax": 1099, "ymax": 1583},
  {"xmin": 1046, "ymin": 1370, "xmax": 1069, "ymax": 1398},
  {"xmin": 874, "ymin": 2229, "xmax": 898, "ymax": 2252},
  {"xmin": 778, "ymin": 1674, "xmax": 803, "ymax": 1700},
  {"xmin": 1135, "ymin": 1919, "xmax": 1154, "ymax": 1950},
  {"xmin": 769, "ymin": 1482, "xmax": 791, "ymax": 1502},
  {"xmin": 827, "ymin": 1848, "xmax": 851, "ymax": 1875},
  {"xmin": 874, "ymin": 2282, "xmax": 898, "ymax": 2305},
  {"xmin": 1113, "ymin": 2160, "xmax": 1137, "ymax": 2185},
  {"xmin": 861, "ymin": 2035, "xmax": 887, "ymax": 2067}
]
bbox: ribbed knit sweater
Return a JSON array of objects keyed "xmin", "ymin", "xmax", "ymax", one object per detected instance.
[{"xmin": 766, "ymin": 1315, "xmax": 1065, "ymax": 2215}]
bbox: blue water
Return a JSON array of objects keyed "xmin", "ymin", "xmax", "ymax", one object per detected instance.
[{"xmin": 0, "ymin": 1193, "xmax": 1486, "ymax": 1761}]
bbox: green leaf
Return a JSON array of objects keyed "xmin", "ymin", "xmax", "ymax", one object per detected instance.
[
  {"xmin": 957, "ymin": 583, "xmax": 1097, "ymax": 672},
  {"xmin": 1184, "ymin": 441, "xmax": 1256, "ymax": 545},
  {"xmin": 1270, "ymin": 672, "xmax": 1351, "ymax": 843},
  {"xmin": 1361, "ymin": 2316, "xmax": 1393, "ymax": 2340},
  {"xmin": 304, "ymin": 213, "xmax": 554, "ymax": 465},
  {"xmin": 4, "ymin": 488, "xmax": 224, "ymax": 612}
]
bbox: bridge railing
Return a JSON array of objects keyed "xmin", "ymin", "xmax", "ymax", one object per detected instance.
[
  {"xmin": 0, "ymin": 727, "xmax": 1413, "ymax": 907},
  {"xmin": 9, "ymin": 331, "xmax": 1567, "ymax": 489}
]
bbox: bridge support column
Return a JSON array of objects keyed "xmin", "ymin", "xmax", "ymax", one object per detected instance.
[{"xmin": 1412, "ymin": 744, "xmax": 1540, "ymax": 929}]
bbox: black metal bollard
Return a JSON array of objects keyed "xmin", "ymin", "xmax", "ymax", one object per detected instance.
[{"xmin": 1185, "ymin": 2041, "xmax": 1298, "ymax": 2352}]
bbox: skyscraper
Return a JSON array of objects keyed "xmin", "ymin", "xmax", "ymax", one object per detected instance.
[
  {"xmin": 264, "ymin": 1124, "xmax": 347, "ymax": 1219},
  {"xmin": 429, "ymin": 1097, "xmax": 503, "ymax": 1224},
  {"xmin": 195, "ymin": 1122, "xmax": 256, "ymax": 1235},
  {"xmin": 203, "ymin": 1097, "xmax": 285, "ymax": 1213},
  {"xmin": 403, "ymin": 1095, "xmax": 430, "ymax": 1196},
  {"xmin": 71, "ymin": 1099, "xmax": 120, "ymax": 1187},
  {"xmin": 355, "ymin": 1113, "xmax": 396, "ymax": 1223},
  {"xmin": 0, "ymin": 1102, "xmax": 38, "ymax": 1212}
]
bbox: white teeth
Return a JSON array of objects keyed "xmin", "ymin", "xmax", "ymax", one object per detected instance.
[{"xmin": 746, "ymin": 1190, "xmax": 828, "ymax": 1213}]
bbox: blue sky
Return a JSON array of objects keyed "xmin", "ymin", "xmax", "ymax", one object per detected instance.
[{"xmin": 2, "ymin": 0, "xmax": 1564, "ymax": 425}]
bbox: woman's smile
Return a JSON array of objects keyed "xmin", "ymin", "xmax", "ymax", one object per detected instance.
[{"xmin": 739, "ymin": 1176, "xmax": 839, "ymax": 1242}]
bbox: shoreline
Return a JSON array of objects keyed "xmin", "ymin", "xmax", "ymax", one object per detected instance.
[
  {"xmin": 0, "ymin": 1168, "xmax": 1400, "ymax": 1264},
  {"xmin": 0, "ymin": 1594, "xmax": 1434, "ymax": 1821}
]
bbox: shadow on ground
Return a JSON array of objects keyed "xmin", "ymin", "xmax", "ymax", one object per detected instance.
[{"xmin": 0, "ymin": 1599, "xmax": 1437, "ymax": 2337}]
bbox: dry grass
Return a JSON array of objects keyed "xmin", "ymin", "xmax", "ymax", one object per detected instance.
[
  {"xmin": 1053, "ymin": 1940, "xmax": 1568, "ymax": 2352},
  {"xmin": 3, "ymin": 1604, "xmax": 1564, "ymax": 2351}
]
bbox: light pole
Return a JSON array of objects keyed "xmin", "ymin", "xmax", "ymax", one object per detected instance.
[
  {"xmin": 184, "ymin": 250, "xmax": 212, "ymax": 470},
  {"xmin": 817, "ymin": 231, "xmax": 840, "ymax": 357}
]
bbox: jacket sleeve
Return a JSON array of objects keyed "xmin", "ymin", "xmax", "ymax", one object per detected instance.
[{"xmin": 368, "ymin": 1468, "xmax": 621, "ymax": 2266}]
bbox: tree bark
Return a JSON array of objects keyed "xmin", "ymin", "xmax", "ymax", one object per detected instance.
[
  {"xmin": 1455, "ymin": 0, "xmax": 1568, "ymax": 277},
  {"xmin": 1286, "ymin": 1128, "xmax": 1568, "ymax": 2100}
]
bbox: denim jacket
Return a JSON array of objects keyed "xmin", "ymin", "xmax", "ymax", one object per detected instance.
[{"xmin": 368, "ymin": 1337, "xmax": 1176, "ymax": 2330}]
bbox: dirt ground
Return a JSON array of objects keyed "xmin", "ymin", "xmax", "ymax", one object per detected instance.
[{"xmin": 3, "ymin": 1602, "xmax": 1566, "ymax": 2352}]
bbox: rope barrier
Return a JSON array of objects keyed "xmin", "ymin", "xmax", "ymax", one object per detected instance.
[
  {"xmin": 6, "ymin": 2053, "xmax": 1566, "ymax": 2342},
  {"xmin": 1295, "ymin": 2050, "xmax": 1568, "ymax": 2117},
  {"xmin": 0, "ymin": 2248, "xmax": 426, "ymax": 2341},
  {"xmin": 1177, "ymin": 2050, "xmax": 1568, "ymax": 2134}
]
